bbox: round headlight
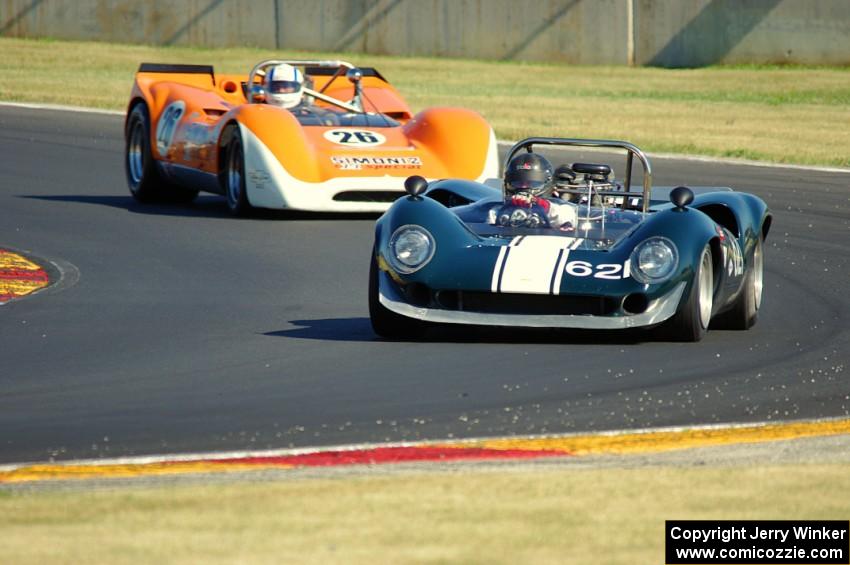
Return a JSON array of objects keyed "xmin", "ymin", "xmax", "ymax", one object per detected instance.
[
  {"xmin": 388, "ymin": 225, "xmax": 435, "ymax": 274},
  {"xmin": 630, "ymin": 237, "xmax": 678, "ymax": 284}
]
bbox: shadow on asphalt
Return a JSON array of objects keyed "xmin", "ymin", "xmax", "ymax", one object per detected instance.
[
  {"xmin": 268, "ymin": 318, "xmax": 654, "ymax": 345},
  {"xmin": 265, "ymin": 318, "xmax": 376, "ymax": 342},
  {"xmin": 20, "ymin": 195, "xmax": 383, "ymax": 221}
]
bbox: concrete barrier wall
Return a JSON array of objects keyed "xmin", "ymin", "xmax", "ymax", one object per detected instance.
[
  {"xmin": 0, "ymin": 0, "xmax": 277, "ymax": 47},
  {"xmin": 635, "ymin": 0, "xmax": 850, "ymax": 66},
  {"xmin": 274, "ymin": 0, "xmax": 628, "ymax": 65},
  {"xmin": 1, "ymin": 0, "xmax": 848, "ymax": 67}
]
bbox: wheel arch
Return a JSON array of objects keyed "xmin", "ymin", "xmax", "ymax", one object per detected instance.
[
  {"xmin": 761, "ymin": 213, "xmax": 773, "ymax": 242},
  {"xmin": 695, "ymin": 203, "xmax": 740, "ymax": 237},
  {"xmin": 125, "ymin": 97, "xmax": 149, "ymax": 132},
  {"xmin": 404, "ymin": 107, "xmax": 495, "ymax": 180}
]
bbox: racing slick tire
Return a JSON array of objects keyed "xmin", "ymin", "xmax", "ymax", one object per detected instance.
[
  {"xmin": 712, "ymin": 236, "xmax": 763, "ymax": 330},
  {"xmin": 222, "ymin": 126, "xmax": 252, "ymax": 217},
  {"xmin": 125, "ymin": 103, "xmax": 198, "ymax": 204},
  {"xmin": 369, "ymin": 250, "xmax": 428, "ymax": 340},
  {"xmin": 663, "ymin": 244, "xmax": 714, "ymax": 342}
]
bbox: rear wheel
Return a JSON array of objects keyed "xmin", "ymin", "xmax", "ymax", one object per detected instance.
[
  {"xmin": 713, "ymin": 236, "xmax": 763, "ymax": 330},
  {"xmin": 664, "ymin": 244, "xmax": 714, "ymax": 342},
  {"xmin": 125, "ymin": 103, "xmax": 198, "ymax": 204},
  {"xmin": 223, "ymin": 126, "xmax": 252, "ymax": 216},
  {"xmin": 368, "ymin": 251, "xmax": 428, "ymax": 340}
]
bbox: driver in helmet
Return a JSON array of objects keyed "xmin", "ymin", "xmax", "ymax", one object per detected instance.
[
  {"xmin": 264, "ymin": 63, "xmax": 305, "ymax": 109},
  {"xmin": 491, "ymin": 153, "xmax": 578, "ymax": 229}
]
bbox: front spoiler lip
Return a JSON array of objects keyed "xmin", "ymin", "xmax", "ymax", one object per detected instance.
[{"xmin": 378, "ymin": 271, "xmax": 686, "ymax": 329}]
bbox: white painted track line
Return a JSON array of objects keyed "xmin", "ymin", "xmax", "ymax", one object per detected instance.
[{"xmin": 2, "ymin": 100, "xmax": 848, "ymax": 174}]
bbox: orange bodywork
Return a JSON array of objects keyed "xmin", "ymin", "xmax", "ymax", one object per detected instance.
[{"xmin": 127, "ymin": 65, "xmax": 497, "ymax": 190}]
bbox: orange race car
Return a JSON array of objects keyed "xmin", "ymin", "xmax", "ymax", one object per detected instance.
[{"xmin": 124, "ymin": 59, "xmax": 499, "ymax": 215}]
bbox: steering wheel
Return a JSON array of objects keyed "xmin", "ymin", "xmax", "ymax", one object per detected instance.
[{"xmin": 494, "ymin": 201, "xmax": 551, "ymax": 229}]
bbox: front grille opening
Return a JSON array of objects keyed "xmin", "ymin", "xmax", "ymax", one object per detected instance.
[
  {"xmin": 397, "ymin": 281, "xmax": 621, "ymax": 316},
  {"xmin": 457, "ymin": 292, "xmax": 618, "ymax": 316},
  {"xmin": 403, "ymin": 282, "xmax": 431, "ymax": 307},
  {"xmin": 435, "ymin": 290, "xmax": 460, "ymax": 310},
  {"xmin": 333, "ymin": 191, "xmax": 403, "ymax": 203}
]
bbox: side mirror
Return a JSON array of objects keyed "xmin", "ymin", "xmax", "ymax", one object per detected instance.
[
  {"xmin": 404, "ymin": 175, "xmax": 428, "ymax": 197},
  {"xmin": 346, "ymin": 68, "xmax": 364, "ymax": 111},
  {"xmin": 346, "ymin": 68, "xmax": 363, "ymax": 84},
  {"xmin": 250, "ymin": 85, "xmax": 266, "ymax": 103},
  {"xmin": 670, "ymin": 186, "xmax": 694, "ymax": 209}
]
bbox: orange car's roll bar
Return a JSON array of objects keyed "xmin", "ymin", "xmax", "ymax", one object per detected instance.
[{"xmin": 248, "ymin": 59, "xmax": 363, "ymax": 113}]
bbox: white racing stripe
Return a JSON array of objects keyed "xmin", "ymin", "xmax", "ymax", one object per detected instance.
[
  {"xmin": 551, "ymin": 237, "xmax": 584, "ymax": 294},
  {"xmin": 492, "ymin": 236, "xmax": 582, "ymax": 294},
  {"xmin": 490, "ymin": 246, "xmax": 509, "ymax": 292}
]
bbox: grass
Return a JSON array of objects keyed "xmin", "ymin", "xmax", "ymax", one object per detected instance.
[
  {"xmin": 1, "ymin": 37, "xmax": 849, "ymax": 166},
  {"xmin": 2, "ymin": 463, "xmax": 848, "ymax": 564}
]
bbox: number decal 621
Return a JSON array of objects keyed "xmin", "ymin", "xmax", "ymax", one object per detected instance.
[{"xmin": 565, "ymin": 260, "xmax": 631, "ymax": 280}]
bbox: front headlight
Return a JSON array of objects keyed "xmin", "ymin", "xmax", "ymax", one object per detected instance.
[
  {"xmin": 630, "ymin": 237, "xmax": 678, "ymax": 284},
  {"xmin": 388, "ymin": 225, "xmax": 435, "ymax": 274}
]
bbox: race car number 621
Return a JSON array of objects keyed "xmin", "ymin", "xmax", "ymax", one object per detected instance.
[
  {"xmin": 565, "ymin": 260, "xmax": 631, "ymax": 279},
  {"xmin": 323, "ymin": 129, "xmax": 386, "ymax": 146}
]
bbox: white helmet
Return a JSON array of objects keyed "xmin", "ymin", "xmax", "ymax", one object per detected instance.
[{"xmin": 265, "ymin": 63, "xmax": 304, "ymax": 109}]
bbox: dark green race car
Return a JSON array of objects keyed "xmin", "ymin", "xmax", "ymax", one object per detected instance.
[{"xmin": 370, "ymin": 137, "xmax": 771, "ymax": 342}]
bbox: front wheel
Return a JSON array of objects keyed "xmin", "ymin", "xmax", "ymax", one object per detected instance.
[
  {"xmin": 664, "ymin": 244, "xmax": 714, "ymax": 342},
  {"xmin": 222, "ymin": 126, "xmax": 252, "ymax": 216},
  {"xmin": 368, "ymin": 251, "xmax": 428, "ymax": 340}
]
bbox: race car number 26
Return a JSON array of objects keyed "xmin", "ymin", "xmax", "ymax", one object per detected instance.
[
  {"xmin": 323, "ymin": 129, "xmax": 386, "ymax": 146},
  {"xmin": 565, "ymin": 260, "xmax": 630, "ymax": 280},
  {"xmin": 155, "ymin": 101, "xmax": 186, "ymax": 155}
]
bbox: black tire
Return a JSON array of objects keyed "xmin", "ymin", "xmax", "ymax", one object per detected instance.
[
  {"xmin": 124, "ymin": 103, "xmax": 198, "ymax": 204},
  {"xmin": 713, "ymin": 236, "xmax": 764, "ymax": 330},
  {"xmin": 222, "ymin": 126, "xmax": 252, "ymax": 216},
  {"xmin": 368, "ymin": 250, "xmax": 428, "ymax": 340},
  {"xmin": 663, "ymin": 244, "xmax": 714, "ymax": 342}
]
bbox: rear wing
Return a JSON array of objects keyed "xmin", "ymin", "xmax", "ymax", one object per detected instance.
[
  {"xmin": 304, "ymin": 66, "xmax": 388, "ymax": 83},
  {"xmin": 136, "ymin": 62, "xmax": 387, "ymax": 87},
  {"xmin": 137, "ymin": 63, "xmax": 216, "ymax": 85}
]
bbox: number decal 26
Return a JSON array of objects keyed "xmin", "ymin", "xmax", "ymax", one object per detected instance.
[
  {"xmin": 323, "ymin": 129, "xmax": 386, "ymax": 146},
  {"xmin": 565, "ymin": 260, "xmax": 630, "ymax": 280},
  {"xmin": 155, "ymin": 101, "xmax": 186, "ymax": 155}
]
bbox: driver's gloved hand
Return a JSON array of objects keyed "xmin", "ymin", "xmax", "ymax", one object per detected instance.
[{"xmin": 511, "ymin": 194, "xmax": 550, "ymax": 213}]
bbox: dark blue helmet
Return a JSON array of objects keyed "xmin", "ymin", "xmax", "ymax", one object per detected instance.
[{"xmin": 504, "ymin": 153, "xmax": 554, "ymax": 197}]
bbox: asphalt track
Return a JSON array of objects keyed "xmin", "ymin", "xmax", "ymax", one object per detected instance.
[{"xmin": 0, "ymin": 105, "xmax": 848, "ymax": 465}]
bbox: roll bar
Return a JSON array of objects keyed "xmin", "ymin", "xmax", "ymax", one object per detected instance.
[
  {"xmin": 504, "ymin": 137, "xmax": 653, "ymax": 213},
  {"xmin": 247, "ymin": 59, "xmax": 363, "ymax": 113}
]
